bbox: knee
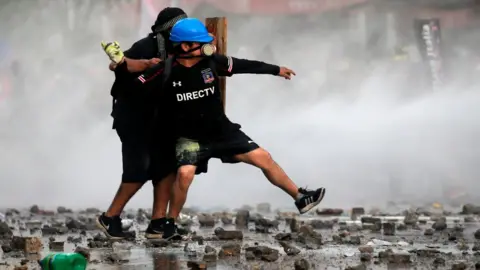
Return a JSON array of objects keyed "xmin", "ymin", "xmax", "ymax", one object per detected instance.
[
  {"xmin": 252, "ymin": 149, "xmax": 275, "ymax": 169},
  {"xmin": 176, "ymin": 166, "xmax": 196, "ymax": 191}
]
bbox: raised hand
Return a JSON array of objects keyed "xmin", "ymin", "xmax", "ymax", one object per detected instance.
[{"xmin": 101, "ymin": 41, "xmax": 125, "ymax": 64}]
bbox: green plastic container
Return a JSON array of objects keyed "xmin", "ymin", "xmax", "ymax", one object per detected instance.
[{"xmin": 38, "ymin": 252, "xmax": 88, "ymax": 270}]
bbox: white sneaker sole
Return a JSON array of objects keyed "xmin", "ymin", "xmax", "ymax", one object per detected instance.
[
  {"xmin": 145, "ymin": 232, "xmax": 164, "ymax": 240},
  {"xmin": 299, "ymin": 188, "xmax": 326, "ymax": 214},
  {"xmin": 95, "ymin": 218, "xmax": 125, "ymax": 240}
]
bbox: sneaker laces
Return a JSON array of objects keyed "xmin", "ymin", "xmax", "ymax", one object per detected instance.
[{"xmin": 298, "ymin": 186, "xmax": 311, "ymax": 195}]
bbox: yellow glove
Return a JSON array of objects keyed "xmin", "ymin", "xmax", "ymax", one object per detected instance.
[{"xmin": 101, "ymin": 41, "xmax": 124, "ymax": 64}]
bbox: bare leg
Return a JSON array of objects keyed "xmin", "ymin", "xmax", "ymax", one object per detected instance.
[
  {"xmin": 234, "ymin": 148, "xmax": 299, "ymax": 199},
  {"xmin": 106, "ymin": 182, "xmax": 144, "ymax": 217},
  {"xmin": 168, "ymin": 165, "xmax": 197, "ymax": 220},
  {"xmin": 151, "ymin": 173, "xmax": 176, "ymax": 219}
]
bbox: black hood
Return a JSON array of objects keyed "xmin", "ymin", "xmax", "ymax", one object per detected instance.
[
  {"xmin": 150, "ymin": 7, "xmax": 188, "ymax": 60},
  {"xmin": 151, "ymin": 7, "xmax": 187, "ymax": 33}
]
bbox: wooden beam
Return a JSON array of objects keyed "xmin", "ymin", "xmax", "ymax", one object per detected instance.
[{"xmin": 205, "ymin": 17, "xmax": 228, "ymax": 111}]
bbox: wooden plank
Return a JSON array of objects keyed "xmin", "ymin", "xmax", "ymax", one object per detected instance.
[{"xmin": 205, "ymin": 17, "xmax": 228, "ymax": 111}]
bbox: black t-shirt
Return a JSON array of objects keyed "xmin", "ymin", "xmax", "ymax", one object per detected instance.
[{"xmin": 136, "ymin": 54, "xmax": 280, "ymax": 141}]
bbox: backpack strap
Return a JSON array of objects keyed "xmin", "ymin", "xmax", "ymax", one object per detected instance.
[
  {"xmin": 162, "ymin": 56, "xmax": 175, "ymax": 87},
  {"xmin": 155, "ymin": 34, "xmax": 167, "ymax": 61}
]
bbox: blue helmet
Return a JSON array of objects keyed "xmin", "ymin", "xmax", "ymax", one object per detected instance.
[{"xmin": 170, "ymin": 18, "xmax": 214, "ymax": 43}]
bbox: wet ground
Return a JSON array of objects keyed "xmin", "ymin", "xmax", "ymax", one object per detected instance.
[{"xmin": 2, "ymin": 205, "xmax": 480, "ymax": 269}]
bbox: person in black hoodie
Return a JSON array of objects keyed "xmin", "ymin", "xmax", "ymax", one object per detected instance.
[{"xmin": 96, "ymin": 7, "xmax": 207, "ymax": 240}]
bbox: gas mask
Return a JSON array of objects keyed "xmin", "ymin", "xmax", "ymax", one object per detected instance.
[{"xmin": 176, "ymin": 43, "xmax": 217, "ymax": 59}]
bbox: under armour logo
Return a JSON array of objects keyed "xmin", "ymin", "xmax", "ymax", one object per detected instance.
[{"xmin": 173, "ymin": 81, "xmax": 182, "ymax": 87}]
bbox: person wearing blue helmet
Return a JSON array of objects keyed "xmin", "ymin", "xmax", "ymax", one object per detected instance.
[{"xmin": 137, "ymin": 18, "xmax": 326, "ymax": 240}]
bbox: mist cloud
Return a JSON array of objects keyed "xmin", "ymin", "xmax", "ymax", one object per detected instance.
[{"xmin": 1, "ymin": 1, "xmax": 479, "ymax": 211}]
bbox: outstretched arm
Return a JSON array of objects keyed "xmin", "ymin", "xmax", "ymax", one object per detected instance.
[
  {"xmin": 101, "ymin": 41, "xmax": 160, "ymax": 73},
  {"xmin": 109, "ymin": 59, "xmax": 165, "ymax": 96},
  {"xmin": 213, "ymin": 54, "xmax": 296, "ymax": 79},
  {"xmin": 135, "ymin": 62, "xmax": 167, "ymax": 86},
  {"xmin": 109, "ymin": 58, "xmax": 161, "ymax": 73}
]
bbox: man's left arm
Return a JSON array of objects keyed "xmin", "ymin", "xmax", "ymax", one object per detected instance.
[
  {"xmin": 109, "ymin": 58, "xmax": 160, "ymax": 73},
  {"xmin": 213, "ymin": 54, "xmax": 296, "ymax": 80},
  {"xmin": 101, "ymin": 41, "xmax": 160, "ymax": 73}
]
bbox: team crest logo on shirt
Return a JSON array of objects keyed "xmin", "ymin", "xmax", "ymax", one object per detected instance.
[{"xmin": 201, "ymin": 68, "xmax": 215, "ymax": 84}]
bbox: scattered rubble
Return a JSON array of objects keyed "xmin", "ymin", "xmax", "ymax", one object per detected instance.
[
  {"xmin": 254, "ymin": 218, "xmax": 279, "ymax": 233},
  {"xmin": 297, "ymin": 225, "xmax": 323, "ymax": 248},
  {"xmin": 382, "ymin": 222, "xmax": 395, "ymax": 235},
  {"xmin": 279, "ymin": 241, "xmax": 301, "ymax": 256},
  {"xmin": 432, "ymin": 217, "xmax": 448, "ymax": 231},
  {"xmin": 294, "ymin": 258, "xmax": 310, "ymax": 270},
  {"xmin": 0, "ymin": 221, "xmax": 13, "ymax": 239},
  {"xmin": 10, "ymin": 236, "xmax": 43, "ymax": 254},
  {"xmin": 316, "ymin": 208, "xmax": 343, "ymax": 216},
  {"xmin": 214, "ymin": 227, "xmax": 243, "ymax": 240},
  {"xmin": 203, "ymin": 245, "xmax": 217, "ymax": 262},
  {"xmin": 218, "ymin": 243, "xmax": 241, "ymax": 258},
  {"xmin": 197, "ymin": 214, "xmax": 215, "ymax": 227},
  {"xmin": 245, "ymin": 246, "xmax": 279, "ymax": 262},
  {"xmin": 0, "ymin": 204, "xmax": 478, "ymax": 268},
  {"xmin": 461, "ymin": 204, "xmax": 480, "ymax": 215},
  {"xmin": 57, "ymin": 206, "xmax": 73, "ymax": 214},
  {"xmin": 404, "ymin": 211, "xmax": 419, "ymax": 225},
  {"xmin": 234, "ymin": 210, "xmax": 249, "ymax": 228}
]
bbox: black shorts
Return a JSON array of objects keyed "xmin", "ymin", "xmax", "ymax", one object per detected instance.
[
  {"xmin": 175, "ymin": 129, "xmax": 260, "ymax": 166},
  {"xmin": 116, "ymin": 122, "xmax": 152, "ymax": 183},
  {"xmin": 115, "ymin": 114, "xmax": 210, "ymax": 183}
]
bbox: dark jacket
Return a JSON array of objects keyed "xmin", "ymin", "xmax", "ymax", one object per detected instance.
[{"xmin": 110, "ymin": 35, "xmax": 159, "ymax": 130}]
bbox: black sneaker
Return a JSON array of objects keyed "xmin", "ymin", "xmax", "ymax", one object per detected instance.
[
  {"xmin": 145, "ymin": 218, "xmax": 167, "ymax": 239},
  {"xmin": 96, "ymin": 213, "xmax": 126, "ymax": 240},
  {"xmin": 295, "ymin": 187, "xmax": 326, "ymax": 214},
  {"xmin": 162, "ymin": 218, "xmax": 182, "ymax": 241}
]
